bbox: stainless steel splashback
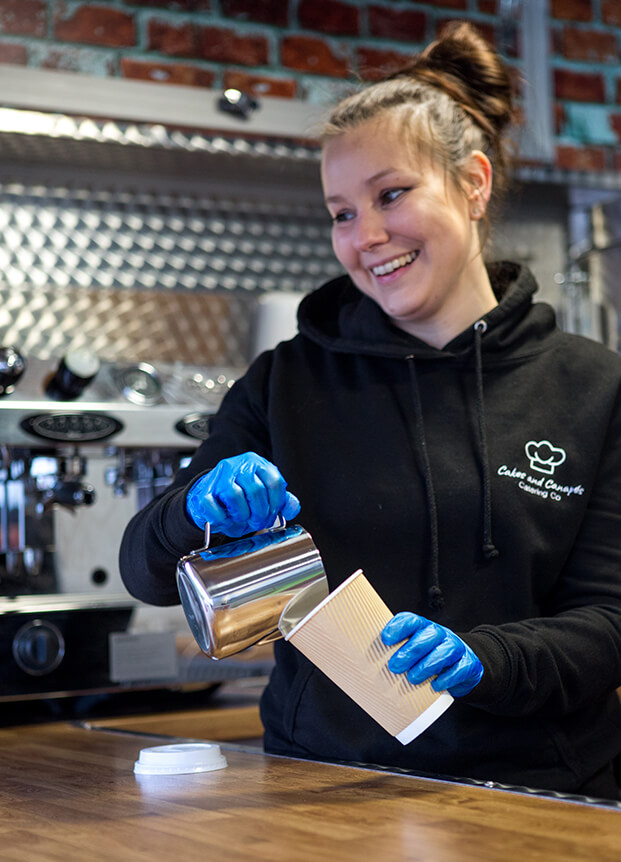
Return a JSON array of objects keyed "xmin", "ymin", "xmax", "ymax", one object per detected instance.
[
  {"xmin": 0, "ymin": 175, "xmax": 342, "ymax": 366},
  {"xmin": 0, "ymin": 82, "xmax": 345, "ymax": 369},
  {"xmin": 0, "ymin": 283, "xmax": 252, "ymax": 367},
  {"xmin": 0, "ymin": 180, "xmax": 339, "ymax": 296}
]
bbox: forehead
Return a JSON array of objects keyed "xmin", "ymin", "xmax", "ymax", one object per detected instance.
[
  {"xmin": 322, "ymin": 118, "xmax": 412, "ymax": 176},
  {"xmin": 320, "ymin": 115, "xmax": 438, "ymax": 196},
  {"xmin": 323, "ymin": 113, "xmax": 405, "ymax": 156}
]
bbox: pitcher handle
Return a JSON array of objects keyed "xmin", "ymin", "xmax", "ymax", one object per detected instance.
[
  {"xmin": 270, "ymin": 512, "xmax": 287, "ymax": 531},
  {"xmin": 204, "ymin": 512, "xmax": 286, "ymax": 549}
]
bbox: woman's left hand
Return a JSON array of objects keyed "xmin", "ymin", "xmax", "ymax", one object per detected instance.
[{"xmin": 381, "ymin": 612, "xmax": 484, "ymax": 697}]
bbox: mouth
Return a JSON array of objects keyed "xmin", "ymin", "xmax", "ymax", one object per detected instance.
[{"xmin": 371, "ymin": 250, "xmax": 420, "ymax": 277}]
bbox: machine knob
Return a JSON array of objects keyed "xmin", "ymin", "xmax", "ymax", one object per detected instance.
[
  {"xmin": 12, "ymin": 620, "xmax": 66, "ymax": 676},
  {"xmin": 0, "ymin": 345, "xmax": 26, "ymax": 396},
  {"xmin": 115, "ymin": 362, "xmax": 162, "ymax": 405},
  {"xmin": 45, "ymin": 349, "xmax": 100, "ymax": 400}
]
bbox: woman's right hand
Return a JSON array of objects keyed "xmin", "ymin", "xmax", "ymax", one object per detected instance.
[{"xmin": 185, "ymin": 452, "xmax": 301, "ymax": 537}]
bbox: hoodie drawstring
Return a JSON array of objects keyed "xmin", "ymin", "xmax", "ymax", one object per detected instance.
[
  {"xmin": 473, "ymin": 320, "xmax": 499, "ymax": 561},
  {"xmin": 407, "ymin": 358, "xmax": 444, "ymax": 611},
  {"xmin": 406, "ymin": 323, "xmax": 499, "ymax": 611}
]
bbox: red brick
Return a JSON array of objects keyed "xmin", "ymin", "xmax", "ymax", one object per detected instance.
[
  {"xmin": 281, "ymin": 34, "xmax": 350, "ymax": 77},
  {"xmin": 122, "ymin": 1, "xmax": 211, "ymax": 8},
  {"xmin": 54, "ymin": 3, "xmax": 135, "ymax": 47},
  {"xmin": 554, "ymin": 68, "xmax": 605, "ymax": 102},
  {"xmin": 602, "ymin": 0, "xmax": 621, "ymax": 26},
  {"xmin": 424, "ymin": 0, "xmax": 467, "ymax": 8},
  {"xmin": 554, "ymin": 102, "xmax": 566, "ymax": 136},
  {"xmin": 477, "ymin": 0, "xmax": 497, "ymax": 12},
  {"xmin": 356, "ymin": 46, "xmax": 414, "ymax": 81},
  {"xmin": 550, "ymin": 0, "xmax": 592, "ymax": 21},
  {"xmin": 556, "ymin": 144, "xmax": 606, "ymax": 171},
  {"xmin": 148, "ymin": 20, "xmax": 201, "ymax": 58},
  {"xmin": 298, "ymin": 0, "xmax": 360, "ymax": 36},
  {"xmin": 369, "ymin": 6, "xmax": 426, "ymax": 43},
  {"xmin": 561, "ymin": 26, "xmax": 618, "ymax": 62},
  {"xmin": 610, "ymin": 114, "xmax": 621, "ymax": 144},
  {"xmin": 614, "ymin": 150, "xmax": 621, "ymax": 172},
  {"xmin": 224, "ymin": 69, "xmax": 297, "ymax": 99},
  {"xmin": 221, "ymin": 0, "xmax": 288, "ymax": 27},
  {"xmin": 0, "ymin": 42, "xmax": 27, "ymax": 64},
  {"xmin": 199, "ymin": 26, "xmax": 269, "ymax": 66},
  {"xmin": 617, "ymin": 78, "xmax": 621, "ymax": 104},
  {"xmin": 0, "ymin": 0, "xmax": 46, "ymax": 37},
  {"xmin": 120, "ymin": 57, "xmax": 215, "ymax": 88}
]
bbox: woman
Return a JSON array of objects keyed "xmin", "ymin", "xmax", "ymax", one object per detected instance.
[{"xmin": 119, "ymin": 23, "xmax": 621, "ymax": 799}]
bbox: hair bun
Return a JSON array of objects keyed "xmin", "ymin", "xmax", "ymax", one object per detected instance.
[
  {"xmin": 421, "ymin": 22, "xmax": 515, "ymax": 139},
  {"xmin": 386, "ymin": 21, "xmax": 515, "ymax": 199}
]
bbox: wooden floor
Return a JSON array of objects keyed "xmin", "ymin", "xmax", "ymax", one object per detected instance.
[{"xmin": 1, "ymin": 718, "xmax": 620, "ymax": 861}]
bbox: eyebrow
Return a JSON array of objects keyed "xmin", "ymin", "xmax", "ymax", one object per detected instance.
[{"xmin": 324, "ymin": 168, "xmax": 402, "ymax": 206}]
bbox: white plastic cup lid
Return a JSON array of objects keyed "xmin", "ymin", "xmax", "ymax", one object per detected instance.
[{"xmin": 134, "ymin": 743, "xmax": 228, "ymax": 776}]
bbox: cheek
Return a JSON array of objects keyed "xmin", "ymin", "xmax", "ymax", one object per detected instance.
[{"xmin": 332, "ymin": 233, "xmax": 353, "ymax": 268}]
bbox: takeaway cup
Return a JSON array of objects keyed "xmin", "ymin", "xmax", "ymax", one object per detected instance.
[
  {"xmin": 177, "ymin": 519, "xmax": 328, "ymax": 660},
  {"xmin": 283, "ymin": 569, "xmax": 454, "ymax": 744}
]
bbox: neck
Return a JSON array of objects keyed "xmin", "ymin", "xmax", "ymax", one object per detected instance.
[{"xmin": 396, "ymin": 258, "xmax": 498, "ymax": 349}]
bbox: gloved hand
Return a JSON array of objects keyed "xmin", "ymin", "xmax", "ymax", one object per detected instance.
[
  {"xmin": 381, "ymin": 612, "xmax": 483, "ymax": 697},
  {"xmin": 185, "ymin": 451, "xmax": 301, "ymax": 538}
]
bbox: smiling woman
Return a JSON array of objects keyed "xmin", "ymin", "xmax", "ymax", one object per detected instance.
[
  {"xmin": 120, "ymin": 22, "xmax": 621, "ymax": 802},
  {"xmin": 319, "ymin": 20, "xmax": 513, "ymax": 348},
  {"xmin": 321, "ymin": 120, "xmax": 495, "ymax": 347}
]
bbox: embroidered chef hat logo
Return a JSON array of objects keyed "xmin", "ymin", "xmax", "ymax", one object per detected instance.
[{"xmin": 525, "ymin": 440, "xmax": 566, "ymax": 475}]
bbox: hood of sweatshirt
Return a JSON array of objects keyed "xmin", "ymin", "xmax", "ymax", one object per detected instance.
[{"xmin": 297, "ymin": 261, "xmax": 555, "ymax": 361}]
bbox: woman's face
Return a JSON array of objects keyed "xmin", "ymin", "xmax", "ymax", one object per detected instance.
[{"xmin": 321, "ymin": 115, "xmax": 494, "ymax": 346}]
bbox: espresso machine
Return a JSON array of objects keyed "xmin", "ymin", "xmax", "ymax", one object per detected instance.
[{"xmin": 0, "ymin": 343, "xmax": 248, "ymax": 702}]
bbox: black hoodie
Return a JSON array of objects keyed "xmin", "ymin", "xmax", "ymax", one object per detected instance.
[{"xmin": 119, "ymin": 262, "xmax": 621, "ymax": 797}]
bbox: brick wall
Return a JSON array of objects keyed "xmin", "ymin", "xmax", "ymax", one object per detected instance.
[{"xmin": 0, "ymin": 0, "xmax": 620, "ymax": 172}]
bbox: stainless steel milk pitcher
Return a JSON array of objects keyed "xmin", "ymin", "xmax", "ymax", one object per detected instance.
[{"xmin": 176, "ymin": 519, "xmax": 328, "ymax": 659}]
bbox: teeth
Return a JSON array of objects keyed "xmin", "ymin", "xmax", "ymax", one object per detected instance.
[{"xmin": 372, "ymin": 251, "xmax": 418, "ymax": 276}]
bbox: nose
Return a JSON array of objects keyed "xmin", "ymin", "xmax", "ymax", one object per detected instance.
[{"xmin": 353, "ymin": 208, "xmax": 388, "ymax": 252}]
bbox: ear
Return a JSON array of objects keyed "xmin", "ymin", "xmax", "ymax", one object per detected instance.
[{"xmin": 465, "ymin": 150, "xmax": 492, "ymax": 219}]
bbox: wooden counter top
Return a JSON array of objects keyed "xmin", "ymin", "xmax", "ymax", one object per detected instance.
[
  {"xmin": 0, "ymin": 720, "xmax": 619, "ymax": 861},
  {"xmin": 87, "ymin": 679, "xmax": 266, "ymax": 744}
]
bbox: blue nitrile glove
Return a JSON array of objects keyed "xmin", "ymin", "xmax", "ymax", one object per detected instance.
[
  {"xmin": 381, "ymin": 612, "xmax": 483, "ymax": 697},
  {"xmin": 185, "ymin": 452, "xmax": 301, "ymax": 538}
]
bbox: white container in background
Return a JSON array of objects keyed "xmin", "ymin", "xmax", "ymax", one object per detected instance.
[{"xmin": 251, "ymin": 291, "xmax": 304, "ymax": 359}]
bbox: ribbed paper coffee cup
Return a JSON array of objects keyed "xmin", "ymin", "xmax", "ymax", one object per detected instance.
[{"xmin": 285, "ymin": 569, "xmax": 453, "ymax": 744}]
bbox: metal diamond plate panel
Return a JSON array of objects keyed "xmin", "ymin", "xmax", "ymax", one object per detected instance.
[
  {"xmin": 0, "ymin": 182, "xmax": 341, "ymax": 295},
  {"xmin": 0, "ymin": 181, "xmax": 343, "ymax": 364},
  {"xmin": 0, "ymin": 284, "xmax": 251, "ymax": 365},
  {"xmin": 0, "ymin": 109, "xmax": 343, "ymax": 366}
]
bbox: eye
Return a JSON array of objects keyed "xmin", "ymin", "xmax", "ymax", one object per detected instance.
[
  {"xmin": 380, "ymin": 187, "xmax": 409, "ymax": 205},
  {"xmin": 330, "ymin": 209, "xmax": 354, "ymax": 225}
]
